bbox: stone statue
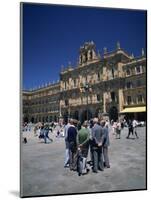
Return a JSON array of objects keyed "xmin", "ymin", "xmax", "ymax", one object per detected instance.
[
  {"xmin": 61, "ymin": 65, "xmax": 64, "ymax": 71},
  {"xmin": 117, "ymin": 41, "xmax": 120, "ymax": 49},
  {"xmin": 142, "ymin": 48, "xmax": 145, "ymax": 56}
]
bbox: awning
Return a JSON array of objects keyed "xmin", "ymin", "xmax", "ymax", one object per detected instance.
[{"xmin": 120, "ymin": 106, "xmax": 146, "ymax": 113}]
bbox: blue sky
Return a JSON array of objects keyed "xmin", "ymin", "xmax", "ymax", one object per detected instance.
[{"xmin": 22, "ymin": 3, "xmax": 146, "ymax": 90}]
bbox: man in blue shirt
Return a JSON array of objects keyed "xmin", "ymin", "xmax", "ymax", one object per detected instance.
[{"xmin": 92, "ymin": 118, "xmax": 104, "ymax": 173}]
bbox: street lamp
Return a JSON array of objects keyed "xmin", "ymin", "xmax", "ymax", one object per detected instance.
[{"xmin": 80, "ymin": 82, "xmax": 92, "ymax": 121}]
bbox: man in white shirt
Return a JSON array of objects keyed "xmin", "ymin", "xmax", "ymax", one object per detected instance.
[
  {"xmin": 133, "ymin": 119, "xmax": 139, "ymax": 139},
  {"xmin": 64, "ymin": 119, "xmax": 73, "ymax": 167}
]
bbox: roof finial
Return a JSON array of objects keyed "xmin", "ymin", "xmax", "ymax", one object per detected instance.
[
  {"xmin": 103, "ymin": 47, "xmax": 107, "ymax": 54},
  {"xmin": 131, "ymin": 53, "xmax": 134, "ymax": 59},
  {"xmin": 117, "ymin": 41, "xmax": 120, "ymax": 49},
  {"xmin": 142, "ymin": 48, "xmax": 145, "ymax": 56},
  {"xmin": 98, "ymin": 50, "xmax": 101, "ymax": 59}
]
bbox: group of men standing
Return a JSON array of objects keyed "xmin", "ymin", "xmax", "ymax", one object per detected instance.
[{"xmin": 64, "ymin": 118, "xmax": 110, "ymax": 175}]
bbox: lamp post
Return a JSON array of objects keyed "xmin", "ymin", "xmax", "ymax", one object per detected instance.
[{"xmin": 80, "ymin": 82, "xmax": 92, "ymax": 121}]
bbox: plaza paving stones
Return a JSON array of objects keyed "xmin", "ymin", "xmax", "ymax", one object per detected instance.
[{"xmin": 21, "ymin": 126, "xmax": 146, "ymax": 197}]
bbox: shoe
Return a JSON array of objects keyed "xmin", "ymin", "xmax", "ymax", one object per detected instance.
[
  {"xmin": 64, "ymin": 165, "xmax": 69, "ymax": 168},
  {"xmin": 93, "ymin": 170, "xmax": 98, "ymax": 173},
  {"xmin": 98, "ymin": 168, "xmax": 104, "ymax": 171},
  {"xmin": 86, "ymin": 168, "xmax": 90, "ymax": 173},
  {"xmin": 126, "ymin": 137, "xmax": 129, "ymax": 139}
]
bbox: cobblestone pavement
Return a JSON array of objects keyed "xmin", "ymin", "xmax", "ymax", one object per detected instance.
[{"xmin": 21, "ymin": 126, "xmax": 146, "ymax": 197}]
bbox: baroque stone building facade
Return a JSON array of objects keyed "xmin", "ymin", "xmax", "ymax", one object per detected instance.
[{"xmin": 23, "ymin": 41, "xmax": 146, "ymax": 123}]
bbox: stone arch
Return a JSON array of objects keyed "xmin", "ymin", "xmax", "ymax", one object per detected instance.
[
  {"xmin": 63, "ymin": 111, "xmax": 69, "ymax": 124},
  {"xmin": 23, "ymin": 116, "xmax": 29, "ymax": 123},
  {"xmin": 49, "ymin": 116, "xmax": 52, "ymax": 122},
  {"xmin": 42, "ymin": 116, "xmax": 45, "ymax": 123},
  {"xmin": 54, "ymin": 115, "xmax": 57, "ymax": 122},
  {"xmin": 95, "ymin": 108, "xmax": 101, "ymax": 118},
  {"xmin": 31, "ymin": 117, "xmax": 34, "ymax": 123},
  {"xmin": 81, "ymin": 109, "xmax": 92, "ymax": 123},
  {"xmin": 46, "ymin": 116, "xmax": 48, "ymax": 122},
  {"xmin": 109, "ymin": 106, "xmax": 118, "ymax": 122},
  {"xmin": 74, "ymin": 110, "xmax": 79, "ymax": 120}
]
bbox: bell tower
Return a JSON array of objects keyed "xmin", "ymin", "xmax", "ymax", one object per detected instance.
[{"xmin": 79, "ymin": 41, "xmax": 99, "ymax": 66}]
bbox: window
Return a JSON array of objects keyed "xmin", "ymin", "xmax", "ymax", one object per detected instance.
[
  {"xmin": 126, "ymin": 82, "xmax": 132, "ymax": 89},
  {"xmin": 64, "ymin": 82, "xmax": 66, "ymax": 90},
  {"xmin": 85, "ymin": 52, "xmax": 88, "ymax": 62},
  {"xmin": 138, "ymin": 95, "xmax": 143, "ymax": 103},
  {"xmin": 73, "ymin": 79, "xmax": 76, "ymax": 87},
  {"xmin": 111, "ymin": 92, "xmax": 115, "ymax": 101},
  {"xmin": 97, "ymin": 94, "xmax": 101, "ymax": 101},
  {"xmin": 127, "ymin": 96, "xmax": 132, "ymax": 105},
  {"xmin": 97, "ymin": 72, "xmax": 100, "ymax": 81},
  {"xmin": 65, "ymin": 99, "xmax": 69, "ymax": 106},
  {"xmin": 137, "ymin": 80, "xmax": 141, "ymax": 87},
  {"xmin": 90, "ymin": 51, "xmax": 93, "ymax": 59},
  {"xmin": 136, "ymin": 66, "xmax": 141, "ymax": 74},
  {"xmin": 126, "ymin": 69, "xmax": 131, "ymax": 76},
  {"xmin": 111, "ymin": 68, "xmax": 114, "ymax": 79}
]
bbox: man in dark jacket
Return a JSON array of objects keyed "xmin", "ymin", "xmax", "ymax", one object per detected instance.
[
  {"xmin": 92, "ymin": 118, "xmax": 104, "ymax": 173},
  {"xmin": 126, "ymin": 119, "xmax": 133, "ymax": 139},
  {"xmin": 67, "ymin": 119, "xmax": 78, "ymax": 171}
]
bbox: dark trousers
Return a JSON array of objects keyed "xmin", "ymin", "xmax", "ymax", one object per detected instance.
[
  {"xmin": 69, "ymin": 142, "xmax": 77, "ymax": 170},
  {"xmin": 127, "ymin": 128, "xmax": 133, "ymax": 138},
  {"xmin": 116, "ymin": 129, "xmax": 121, "ymax": 139},
  {"xmin": 92, "ymin": 147, "xmax": 104, "ymax": 172},
  {"xmin": 89, "ymin": 139, "xmax": 94, "ymax": 164},
  {"xmin": 80, "ymin": 142, "xmax": 89, "ymax": 158},
  {"xmin": 69, "ymin": 150, "xmax": 77, "ymax": 170},
  {"xmin": 127, "ymin": 128, "xmax": 138, "ymax": 138}
]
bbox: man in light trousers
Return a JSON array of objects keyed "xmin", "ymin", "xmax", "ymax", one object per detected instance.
[{"xmin": 64, "ymin": 119, "xmax": 72, "ymax": 167}]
